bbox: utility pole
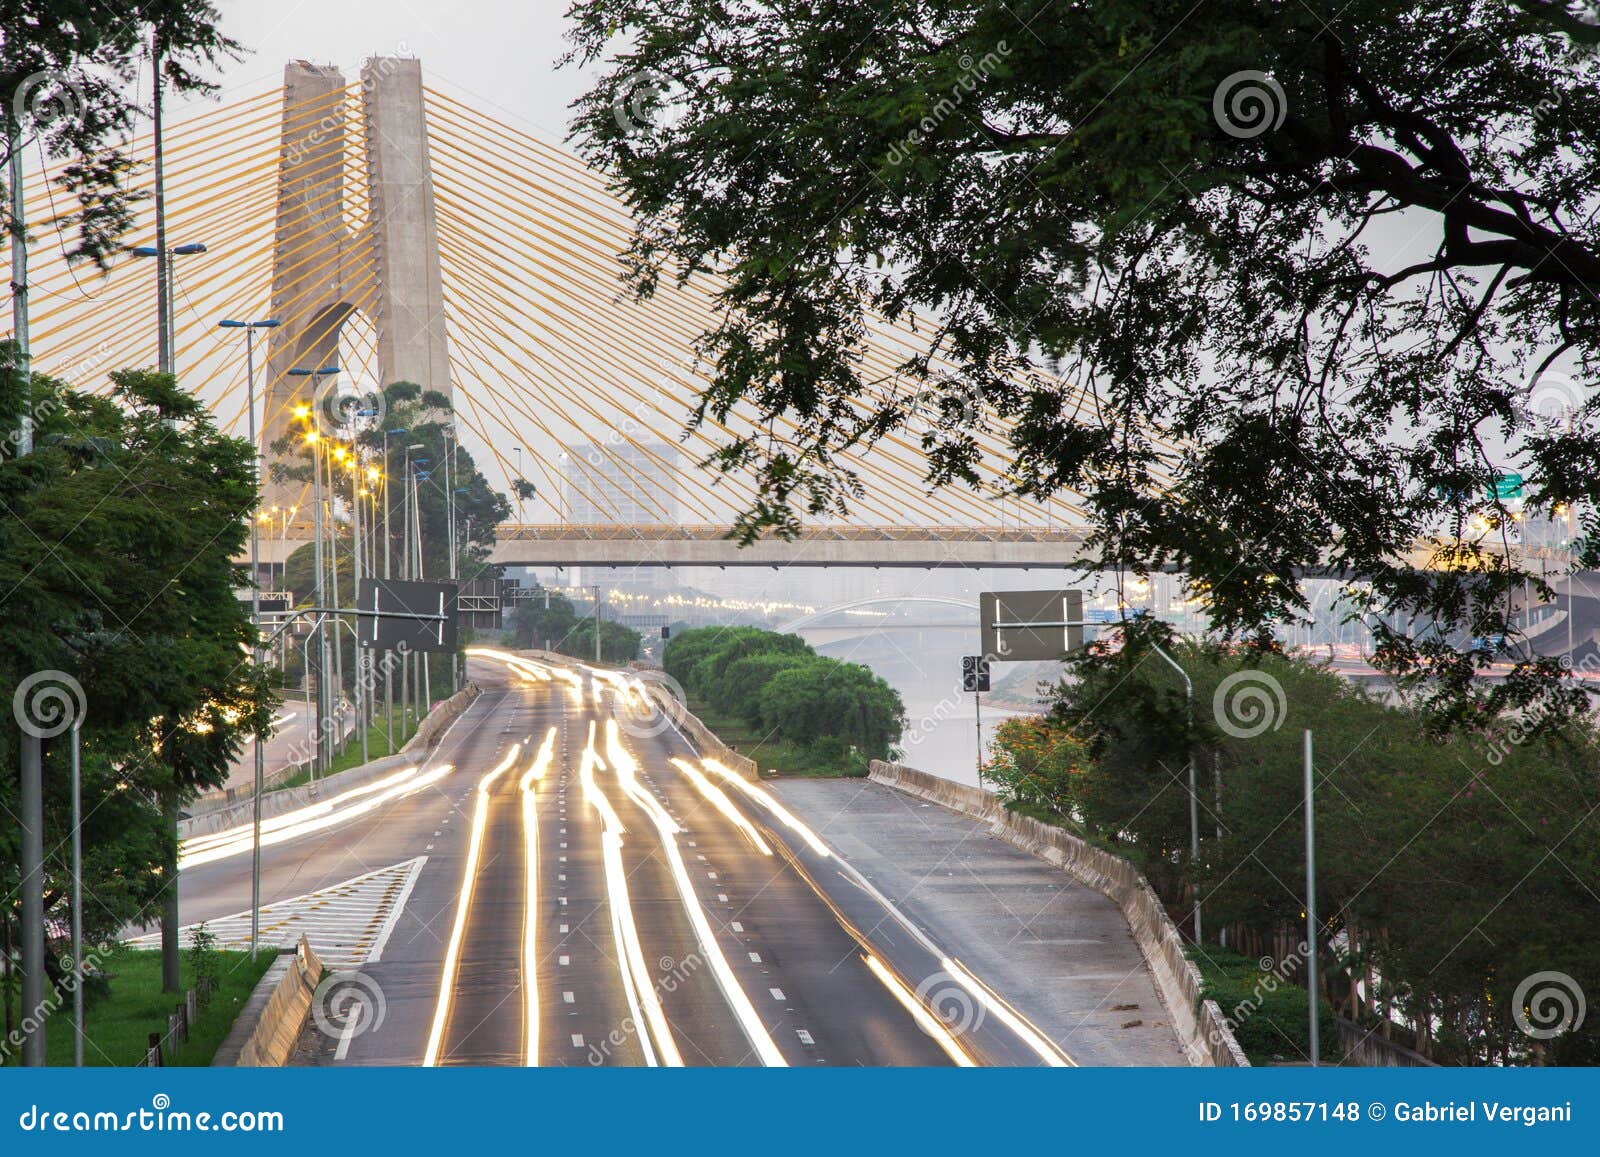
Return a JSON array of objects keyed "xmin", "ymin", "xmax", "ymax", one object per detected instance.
[
  {"xmin": 19, "ymin": 732, "xmax": 43, "ymax": 1064},
  {"xmin": 10, "ymin": 72, "xmax": 42, "ymax": 1069},
  {"xmin": 219, "ymin": 318, "xmax": 277, "ymax": 958},
  {"xmin": 1151, "ymin": 642, "xmax": 1201, "ymax": 944},
  {"xmin": 1304, "ymin": 728, "xmax": 1320, "ymax": 1066},
  {"xmin": 70, "ymin": 721, "xmax": 83, "ymax": 1065},
  {"xmin": 152, "ymin": 31, "xmax": 171, "ymax": 376},
  {"xmin": 593, "ymin": 584, "xmax": 603, "ymax": 664}
]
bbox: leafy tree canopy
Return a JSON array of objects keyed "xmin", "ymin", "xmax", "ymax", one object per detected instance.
[{"xmin": 570, "ymin": 0, "xmax": 1600, "ymax": 726}]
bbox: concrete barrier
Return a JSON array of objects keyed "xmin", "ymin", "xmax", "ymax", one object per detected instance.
[
  {"xmin": 1335, "ymin": 1015, "xmax": 1437, "ymax": 1067},
  {"xmin": 178, "ymin": 683, "xmax": 481, "ymax": 841},
  {"xmin": 642, "ymin": 680, "xmax": 759, "ymax": 782},
  {"xmin": 869, "ymin": 759, "xmax": 1249, "ymax": 1068},
  {"xmin": 214, "ymin": 935, "xmax": 323, "ymax": 1067}
]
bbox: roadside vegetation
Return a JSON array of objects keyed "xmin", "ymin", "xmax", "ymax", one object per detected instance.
[
  {"xmin": 2, "ymin": 941, "xmax": 273, "ymax": 1068},
  {"xmin": 665, "ymin": 626, "xmax": 904, "ymax": 774},
  {"xmin": 510, "ymin": 588, "xmax": 641, "ymax": 663},
  {"xmin": 984, "ymin": 623, "xmax": 1600, "ymax": 1065}
]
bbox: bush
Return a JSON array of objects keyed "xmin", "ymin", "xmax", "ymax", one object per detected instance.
[
  {"xmin": 983, "ymin": 715, "xmax": 1089, "ymax": 820},
  {"xmin": 757, "ymin": 656, "xmax": 904, "ymax": 759},
  {"xmin": 1190, "ymin": 948, "xmax": 1337, "ymax": 1066}
]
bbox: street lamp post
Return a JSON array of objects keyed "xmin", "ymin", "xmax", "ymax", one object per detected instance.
[
  {"xmin": 218, "ymin": 317, "xmax": 279, "ymax": 959},
  {"xmin": 1150, "ymin": 641, "xmax": 1202, "ymax": 944},
  {"xmin": 133, "ymin": 241, "xmax": 207, "ymax": 374},
  {"xmin": 289, "ymin": 366, "xmax": 340, "ymax": 775}
]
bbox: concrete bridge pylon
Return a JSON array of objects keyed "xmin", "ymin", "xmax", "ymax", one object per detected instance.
[{"xmin": 258, "ymin": 57, "xmax": 449, "ymax": 524}]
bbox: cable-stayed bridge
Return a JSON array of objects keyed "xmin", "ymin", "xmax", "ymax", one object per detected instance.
[{"xmin": 16, "ymin": 56, "xmax": 1125, "ymax": 573}]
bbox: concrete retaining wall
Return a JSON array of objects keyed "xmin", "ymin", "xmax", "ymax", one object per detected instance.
[
  {"xmin": 869, "ymin": 759, "xmax": 1249, "ymax": 1068},
  {"xmin": 178, "ymin": 683, "xmax": 480, "ymax": 841},
  {"xmin": 1335, "ymin": 1015, "xmax": 1437, "ymax": 1067},
  {"xmin": 214, "ymin": 936, "xmax": 323, "ymax": 1067}
]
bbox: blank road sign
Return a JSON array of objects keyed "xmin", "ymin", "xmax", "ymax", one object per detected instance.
[
  {"xmin": 979, "ymin": 590, "xmax": 1084, "ymax": 661},
  {"xmin": 358, "ymin": 578, "xmax": 458, "ymax": 653}
]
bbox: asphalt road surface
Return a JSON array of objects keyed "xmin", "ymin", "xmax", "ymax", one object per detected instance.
[{"xmin": 173, "ymin": 653, "xmax": 1077, "ymax": 1067}]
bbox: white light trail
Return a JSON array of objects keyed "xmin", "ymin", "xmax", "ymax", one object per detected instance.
[{"xmin": 423, "ymin": 742, "xmax": 522, "ymax": 1067}]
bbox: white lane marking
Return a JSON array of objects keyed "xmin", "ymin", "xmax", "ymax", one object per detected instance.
[
  {"xmin": 368, "ymin": 856, "xmax": 429, "ymax": 964},
  {"xmin": 769, "ymin": 988, "xmax": 786, "ymax": 1001},
  {"xmin": 335, "ymin": 996, "xmax": 365, "ymax": 1060}
]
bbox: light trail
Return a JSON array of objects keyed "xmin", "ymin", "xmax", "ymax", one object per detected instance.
[
  {"xmin": 667, "ymin": 757, "xmax": 772, "ymax": 856},
  {"xmin": 696, "ymin": 757, "xmax": 1073, "ymax": 1066},
  {"xmin": 178, "ymin": 764, "xmax": 448, "ymax": 869},
  {"xmin": 519, "ymin": 727, "xmax": 558, "ymax": 1067},
  {"xmin": 606, "ymin": 722, "xmax": 787, "ymax": 1067},
  {"xmin": 423, "ymin": 742, "xmax": 522, "ymax": 1067},
  {"xmin": 862, "ymin": 955, "xmax": 976, "ymax": 1066},
  {"xmin": 699, "ymin": 758, "xmax": 831, "ymax": 857},
  {"xmin": 580, "ymin": 721, "xmax": 682, "ymax": 1066}
]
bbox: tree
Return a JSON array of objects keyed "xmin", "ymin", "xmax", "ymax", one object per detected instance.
[
  {"xmin": 570, "ymin": 1, "xmax": 1600, "ymax": 724},
  {"xmin": 510, "ymin": 587, "xmax": 577, "ymax": 650},
  {"xmin": 1049, "ymin": 629, "xmax": 1600, "ymax": 1064},
  {"xmin": 562, "ymin": 618, "xmax": 642, "ymax": 664},
  {"xmin": 757, "ymin": 656, "xmax": 905, "ymax": 759},
  {"xmin": 0, "ymin": 365, "xmax": 272, "ymax": 999},
  {"xmin": 0, "ymin": 1, "xmax": 238, "ymax": 266}
]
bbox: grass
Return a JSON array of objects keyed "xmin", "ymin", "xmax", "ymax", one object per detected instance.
[
  {"xmin": 4, "ymin": 946, "xmax": 275, "ymax": 1067},
  {"xmin": 269, "ymin": 706, "xmax": 419, "ymax": 792},
  {"xmin": 689, "ymin": 700, "xmax": 870, "ymax": 778}
]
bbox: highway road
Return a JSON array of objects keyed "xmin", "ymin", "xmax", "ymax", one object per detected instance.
[{"xmin": 170, "ymin": 652, "xmax": 1074, "ymax": 1067}]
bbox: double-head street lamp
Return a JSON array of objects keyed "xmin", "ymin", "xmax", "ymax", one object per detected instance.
[
  {"xmin": 217, "ymin": 317, "xmax": 280, "ymax": 959},
  {"xmin": 134, "ymin": 242, "xmax": 208, "ymax": 373}
]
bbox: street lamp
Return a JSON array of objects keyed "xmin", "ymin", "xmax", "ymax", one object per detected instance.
[
  {"xmin": 288, "ymin": 365, "xmax": 340, "ymax": 774},
  {"xmin": 133, "ymin": 242, "xmax": 208, "ymax": 374},
  {"xmin": 217, "ymin": 317, "xmax": 279, "ymax": 960}
]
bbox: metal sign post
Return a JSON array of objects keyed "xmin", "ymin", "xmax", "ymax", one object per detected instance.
[{"xmin": 962, "ymin": 656, "xmax": 991, "ymax": 783}]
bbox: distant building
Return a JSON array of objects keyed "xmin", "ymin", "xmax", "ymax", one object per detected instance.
[{"xmin": 562, "ymin": 441, "xmax": 681, "ymax": 525}]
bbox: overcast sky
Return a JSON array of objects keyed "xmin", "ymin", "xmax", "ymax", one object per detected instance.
[{"xmin": 186, "ymin": 1, "xmax": 597, "ymax": 142}]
